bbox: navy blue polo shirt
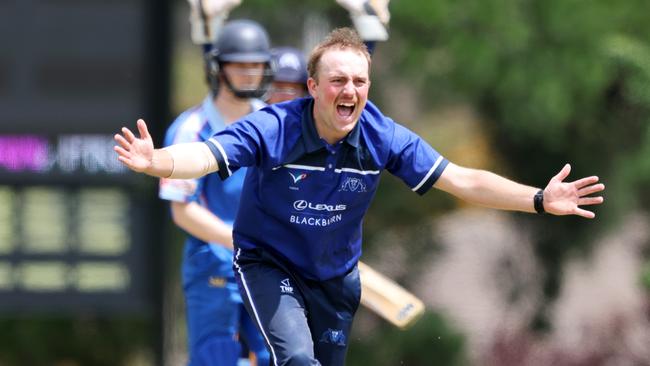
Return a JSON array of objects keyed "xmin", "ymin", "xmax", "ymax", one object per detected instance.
[{"xmin": 205, "ymin": 97, "xmax": 448, "ymax": 280}]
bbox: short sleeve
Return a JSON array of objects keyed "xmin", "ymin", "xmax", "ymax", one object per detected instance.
[
  {"xmin": 205, "ymin": 109, "xmax": 281, "ymax": 180},
  {"xmin": 385, "ymin": 123, "xmax": 449, "ymax": 195}
]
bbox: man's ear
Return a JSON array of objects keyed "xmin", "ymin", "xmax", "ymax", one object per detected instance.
[{"xmin": 307, "ymin": 77, "xmax": 318, "ymax": 98}]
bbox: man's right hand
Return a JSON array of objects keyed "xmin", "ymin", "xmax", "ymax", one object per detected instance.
[{"xmin": 114, "ymin": 119, "xmax": 155, "ymax": 173}]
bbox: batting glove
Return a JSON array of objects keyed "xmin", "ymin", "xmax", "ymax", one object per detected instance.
[
  {"xmin": 336, "ymin": 0, "xmax": 390, "ymax": 41},
  {"xmin": 187, "ymin": 0, "xmax": 242, "ymax": 44}
]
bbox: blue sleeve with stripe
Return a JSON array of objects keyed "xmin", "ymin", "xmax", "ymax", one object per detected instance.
[
  {"xmin": 205, "ymin": 109, "xmax": 280, "ymax": 180},
  {"xmin": 385, "ymin": 122, "xmax": 449, "ymax": 195}
]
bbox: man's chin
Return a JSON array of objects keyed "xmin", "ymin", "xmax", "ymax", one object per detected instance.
[{"xmin": 335, "ymin": 120, "xmax": 358, "ymax": 134}]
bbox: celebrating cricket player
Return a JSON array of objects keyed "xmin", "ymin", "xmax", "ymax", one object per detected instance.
[{"xmin": 115, "ymin": 28, "xmax": 605, "ymax": 366}]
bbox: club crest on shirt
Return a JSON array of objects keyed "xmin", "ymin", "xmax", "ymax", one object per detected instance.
[{"xmin": 338, "ymin": 177, "xmax": 366, "ymax": 193}]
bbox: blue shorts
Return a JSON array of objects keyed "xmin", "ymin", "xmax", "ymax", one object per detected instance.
[{"xmin": 233, "ymin": 247, "xmax": 361, "ymax": 366}]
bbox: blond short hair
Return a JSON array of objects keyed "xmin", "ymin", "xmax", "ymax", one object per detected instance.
[{"xmin": 307, "ymin": 27, "xmax": 371, "ymax": 81}]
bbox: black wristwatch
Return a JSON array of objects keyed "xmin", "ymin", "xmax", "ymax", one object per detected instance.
[{"xmin": 534, "ymin": 189, "xmax": 545, "ymax": 214}]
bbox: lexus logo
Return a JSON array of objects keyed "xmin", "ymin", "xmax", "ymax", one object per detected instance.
[
  {"xmin": 293, "ymin": 200, "xmax": 308, "ymax": 211},
  {"xmin": 292, "ymin": 200, "xmax": 347, "ymax": 212}
]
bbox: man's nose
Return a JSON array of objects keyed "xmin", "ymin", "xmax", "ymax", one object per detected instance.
[{"xmin": 342, "ymin": 80, "xmax": 355, "ymax": 94}]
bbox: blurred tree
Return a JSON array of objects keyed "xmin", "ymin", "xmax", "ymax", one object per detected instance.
[
  {"xmin": 347, "ymin": 312, "xmax": 467, "ymax": 366},
  {"xmin": 373, "ymin": 0, "xmax": 650, "ymax": 329},
  {"xmin": 642, "ymin": 261, "xmax": 650, "ymax": 291}
]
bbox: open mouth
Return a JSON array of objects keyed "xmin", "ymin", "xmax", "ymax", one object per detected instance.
[{"xmin": 336, "ymin": 103, "xmax": 355, "ymax": 118}]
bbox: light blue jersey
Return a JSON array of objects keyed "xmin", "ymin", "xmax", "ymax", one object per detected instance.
[
  {"xmin": 160, "ymin": 95, "xmax": 264, "ymax": 272},
  {"xmin": 159, "ymin": 94, "xmax": 269, "ymax": 366}
]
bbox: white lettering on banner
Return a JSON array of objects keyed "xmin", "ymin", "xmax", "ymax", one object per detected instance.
[
  {"xmin": 293, "ymin": 200, "xmax": 346, "ymax": 212},
  {"xmin": 290, "ymin": 214, "xmax": 343, "ymax": 227}
]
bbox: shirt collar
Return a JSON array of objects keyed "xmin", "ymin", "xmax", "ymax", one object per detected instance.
[
  {"xmin": 300, "ymin": 98, "xmax": 361, "ymax": 152},
  {"xmin": 202, "ymin": 94, "xmax": 226, "ymax": 133},
  {"xmin": 345, "ymin": 118, "xmax": 361, "ymax": 148}
]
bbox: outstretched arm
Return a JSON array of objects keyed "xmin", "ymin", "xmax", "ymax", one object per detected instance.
[
  {"xmin": 114, "ymin": 119, "xmax": 218, "ymax": 179},
  {"xmin": 434, "ymin": 163, "xmax": 605, "ymax": 219}
]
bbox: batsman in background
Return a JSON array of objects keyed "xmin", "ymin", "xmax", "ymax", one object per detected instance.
[{"xmin": 159, "ymin": 5, "xmax": 272, "ymax": 364}]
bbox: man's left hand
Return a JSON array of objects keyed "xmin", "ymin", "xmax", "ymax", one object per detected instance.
[{"xmin": 543, "ymin": 163, "xmax": 605, "ymax": 218}]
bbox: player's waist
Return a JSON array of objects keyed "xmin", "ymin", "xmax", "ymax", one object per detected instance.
[{"xmin": 233, "ymin": 233, "xmax": 360, "ymax": 281}]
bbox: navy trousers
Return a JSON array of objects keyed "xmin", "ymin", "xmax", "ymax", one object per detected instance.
[{"xmin": 233, "ymin": 247, "xmax": 361, "ymax": 366}]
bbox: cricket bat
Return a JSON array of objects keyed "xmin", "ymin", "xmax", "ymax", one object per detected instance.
[{"xmin": 358, "ymin": 261, "xmax": 425, "ymax": 329}]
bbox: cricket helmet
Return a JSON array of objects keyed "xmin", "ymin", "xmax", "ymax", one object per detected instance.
[
  {"xmin": 207, "ymin": 19, "xmax": 273, "ymax": 98},
  {"xmin": 270, "ymin": 47, "xmax": 308, "ymax": 84}
]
